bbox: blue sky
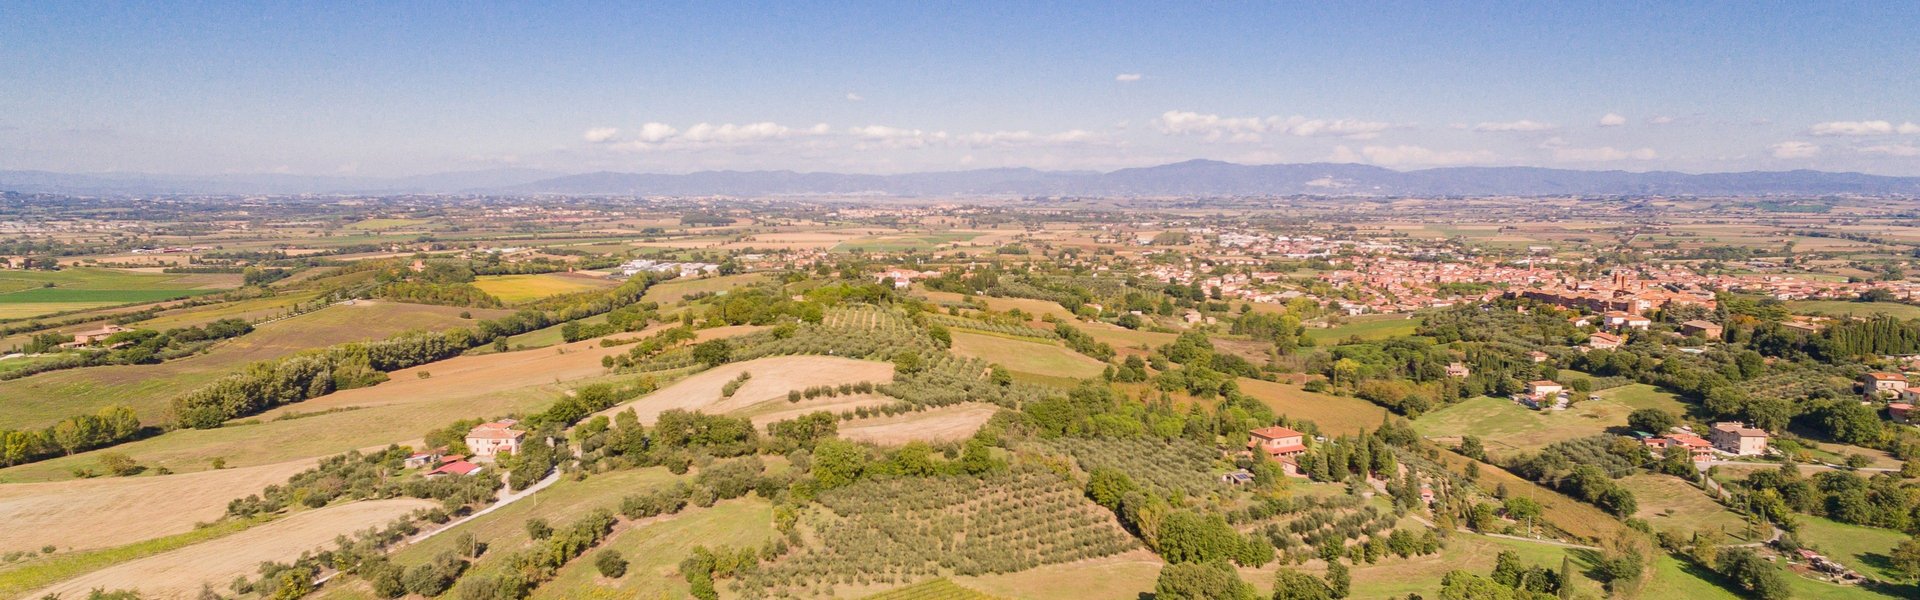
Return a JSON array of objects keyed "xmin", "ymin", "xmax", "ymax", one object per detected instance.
[{"xmin": 3, "ymin": 1, "xmax": 1919, "ymax": 176}]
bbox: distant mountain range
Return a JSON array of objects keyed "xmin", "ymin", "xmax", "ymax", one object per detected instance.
[{"xmin": 6, "ymin": 160, "xmax": 1920, "ymax": 197}]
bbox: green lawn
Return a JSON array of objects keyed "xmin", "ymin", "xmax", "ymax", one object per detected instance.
[
  {"xmin": 1795, "ymin": 516, "xmax": 1917, "ymax": 584},
  {"xmin": 1617, "ymin": 474, "xmax": 1756, "ymax": 540},
  {"xmin": 1412, "ymin": 395, "xmax": 1630, "ymax": 457},
  {"xmin": 1596, "ymin": 383, "xmax": 1691, "ymax": 413},
  {"xmin": 1304, "ymin": 315, "xmax": 1421, "ymax": 343},
  {"xmin": 1788, "ymin": 300, "xmax": 1920, "ymax": 320}
]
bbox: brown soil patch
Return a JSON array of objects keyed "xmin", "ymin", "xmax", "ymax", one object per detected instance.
[
  {"xmin": 0, "ymin": 458, "xmax": 316, "ymax": 553},
  {"xmin": 32, "ymin": 498, "xmax": 433, "ymax": 599},
  {"xmin": 596, "ymin": 356, "xmax": 895, "ymax": 424},
  {"xmin": 838, "ymin": 402, "xmax": 1000, "ymax": 445}
]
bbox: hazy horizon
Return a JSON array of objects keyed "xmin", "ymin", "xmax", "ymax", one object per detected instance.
[{"xmin": 4, "ymin": 2, "xmax": 1919, "ymax": 178}]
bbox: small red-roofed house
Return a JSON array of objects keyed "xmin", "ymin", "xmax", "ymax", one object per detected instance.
[
  {"xmin": 1247, "ymin": 426, "xmax": 1308, "ymax": 461},
  {"xmin": 429, "ymin": 460, "xmax": 483, "ymax": 477}
]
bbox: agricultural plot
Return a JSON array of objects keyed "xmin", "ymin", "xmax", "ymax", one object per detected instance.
[
  {"xmin": 30, "ymin": 498, "xmax": 433, "ymax": 600},
  {"xmin": 0, "ymin": 268, "xmax": 234, "ymax": 319},
  {"xmin": 952, "ymin": 549, "xmax": 1162, "ymax": 600},
  {"xmin": 1617, "ymin": 474, "xmax": 1754, "ymax": 540},
  {"xmin": 0, "ymin": 457, "xmax": 315, "ymax": 553},
  {"xmin": 838, "ymin": 403, "xmax": 1001, "ymax": 445},
  {"xmin": 1234, "ymin": 378, "xmax": 1387, "ymax": 436},
  {"xmin": 0, "ymin": 336, "xmax": 618, "ymax": 483},
  {"xmin": 470, "ymin": 272, "xmax": 616, "ymax": 303},
  {"xmin": 861, "ymin": 578, "xmax": 1004, "ymax": 600},
  {"xmin": 1027, "ymin": 437, "xmax": 1226, "ymax": 498},
  {"xmin": 735, "ymin": 471, "xmax": 1136, "ymax": 598},
  {"xmin": 533, "ymin": 498, "xmax": 776, "ymax": 599},
  {"xmin": 1787, "ymin": 300, "xmax": 1920, "ymax": 320},
  {"xmin": 1412, "ymin": 396, "xmax": 1627, "ymax": 458},
  {"xmin": 830, "ymin": 232, "xmax": 981, "ymax": 253},
  {"xmin": 595, "ymin": 355, "xmax": 896, "ymax": 424},
  {"xmin": 1336, "ymin": 533, "xmax": 1613, "ymax": 600},
  {"xmin": 639, "ymin": 273, "xmax": 771, "ymax": 304},
  {"xmin": 0, "ymin": 300, "xmax": 504, "ymax": 429},
  {"xmin": 1303, "ymin": 314, "xmax": 1422, "ymax": 344},
  {"xmin": 389, "ymin": 468, "xmax": 682, "ymax": 570},
  {"xmin": 949, "ymin": 331, "xmax": 1105, "ymax": 381}
]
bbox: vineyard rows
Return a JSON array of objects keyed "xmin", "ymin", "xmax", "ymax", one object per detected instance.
[{"xmin": 731, "ymin": 470, "xmax": 1135, "ymax": 598}]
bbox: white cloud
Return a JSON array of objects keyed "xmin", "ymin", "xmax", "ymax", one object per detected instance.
[
  {"xmin": 1808, "ymin": 120, "xmax": 1920, "ymax": 136},
  {"xmin": 1338, "ymin": 144, "xmax": 1498, "ymax": 166},
  {"xmin": 1552, "ymin": 146, "xmax": 1658, "ymax": 162},
  {"xmin": 1810, "ymin": 121, "xmax": 1891, "ymax": 136},
  {"xmin": 1770, "ymin": 141, "xmax": 1820, "ymax": 158},
  {"xmin": 1598, "ymin": 113, "xmax": 1627, "ymax": 127},
  {"xmin": 1861, "ymin": 144, "xmax": 1920, "ymax": 157},
  {"xmin": 1281, "ymin": 117, "xmax": 1393, "ymax": 139},
  {"xmin": 582, "ymin": 127, "xmax": 620, "ymax": 143},
  {"xmin": 1472, "ymin": 120, "xmax": 1558, "ymax": 132},
  {"xmin": 960, "ymin": 130, "xmax": 1098, "ymax": 146},
  {"xmin": 845, "ymin": 92, "xmax": 864, "ymax": 102},
  {"xmin": 636, "ymin": 122, "xmax": 679, "ymax": 143},
  {"xmin": 848, "ymin": 125, "xmax": 948, "ymax": 148},
  {"xmin": 1115, "ymin": 73, "xmax": 1143, "ymax": 83},
  {"xmin": 1649, "ymin": 116, "xmax": 1675, "ymax": 125},
  {"xmin": 1155, "ymin": 111, "xmax": 1396, "ymax": 142}
]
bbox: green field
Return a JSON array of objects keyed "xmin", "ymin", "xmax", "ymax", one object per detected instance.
[
  {"xmin": 1618, "ymin": 474, "xmax": 1755, "ymax": 540},
  {"xmin": 471, "ymin": 273, "xmax": 616, "ymax": 303},
  {"xmin": 0, "ymin": 268, "xmax": 232, "ymax": 319},
  {"xmin": 1304, "ymin": 315, "xmax": 1422, "ymax": 343},
  {"xmin": 1596, "ymin": 382, "xmax": 1692, "ymax": 413},
  {"xmin": 1796, "ymin": 516, "xmax": 1918, "ymax": 585},
  {"xmin": 640, "ymin": 272, "xmax": 771, "ymax": 304},
  {"xmin": 343, "ymin": 218, "xmax": 432, "ymax": 231},
  {"xmin": 831, "ymin": 232, "xmax": 981, "ymax": 253},
  {"xmin": 949, "ymin": 331, "xmax": 1106, "ymax": 381},
  {"xmin": 1413, "ymin": 392, "xmax": 1660, "ymax": 457},
  {"xmin": 1788, "ymin": 300, "xmax": 1920, "ymax": 320}
]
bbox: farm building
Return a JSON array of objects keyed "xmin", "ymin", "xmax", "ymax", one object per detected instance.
[
  {"xmin": 1246, "ymin": 426, "xmax": 1307, "ymax": 461},
  {"xmin": 1708, "ymin": 422, "xmax": 1770, "ymax": 456},
  {"xmin": 429, "ymin": 459, "xmax": 483, "ymax": 477},
  {"xmin": 1587, "ymin": 332, "xmax": 1623, "ymax": 350},
  {"xmin": 1679, "ymin": 320, "xmax": 1723, "ymax": 339},
  {"xmin": 1862, "ymin": 372, "xmax": 1908, "ymax": 398},
  {"xmin": 465, "ymin": 420, "xmax": 526, "ymax": 458}
]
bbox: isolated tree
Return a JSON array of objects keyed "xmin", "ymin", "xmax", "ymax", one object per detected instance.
[
  {"xmin": 1626, "ymin": 408, "xmax": 1678, "ymax": 434},
  {"xmin": 1153, "ymin": 561, "xmax": 1256, "ymax": 600}
]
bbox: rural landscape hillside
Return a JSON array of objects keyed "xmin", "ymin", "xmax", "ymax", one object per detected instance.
[
  {"xmin": 0, "ymin": 193, "xmax": 1914, "ymax": 600},
  {"xmin": 8, "ymin": 3, "xmax": 1920, "ymax": 600}
]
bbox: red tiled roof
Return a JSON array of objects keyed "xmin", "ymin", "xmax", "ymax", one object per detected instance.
[
  {"xmin": 431, "ymin": 460, "xmax": 481, "ymax": 476},
  {"xmin": 1250, "ymin": 426, "xmax": 1304, "ymax": 439}
]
